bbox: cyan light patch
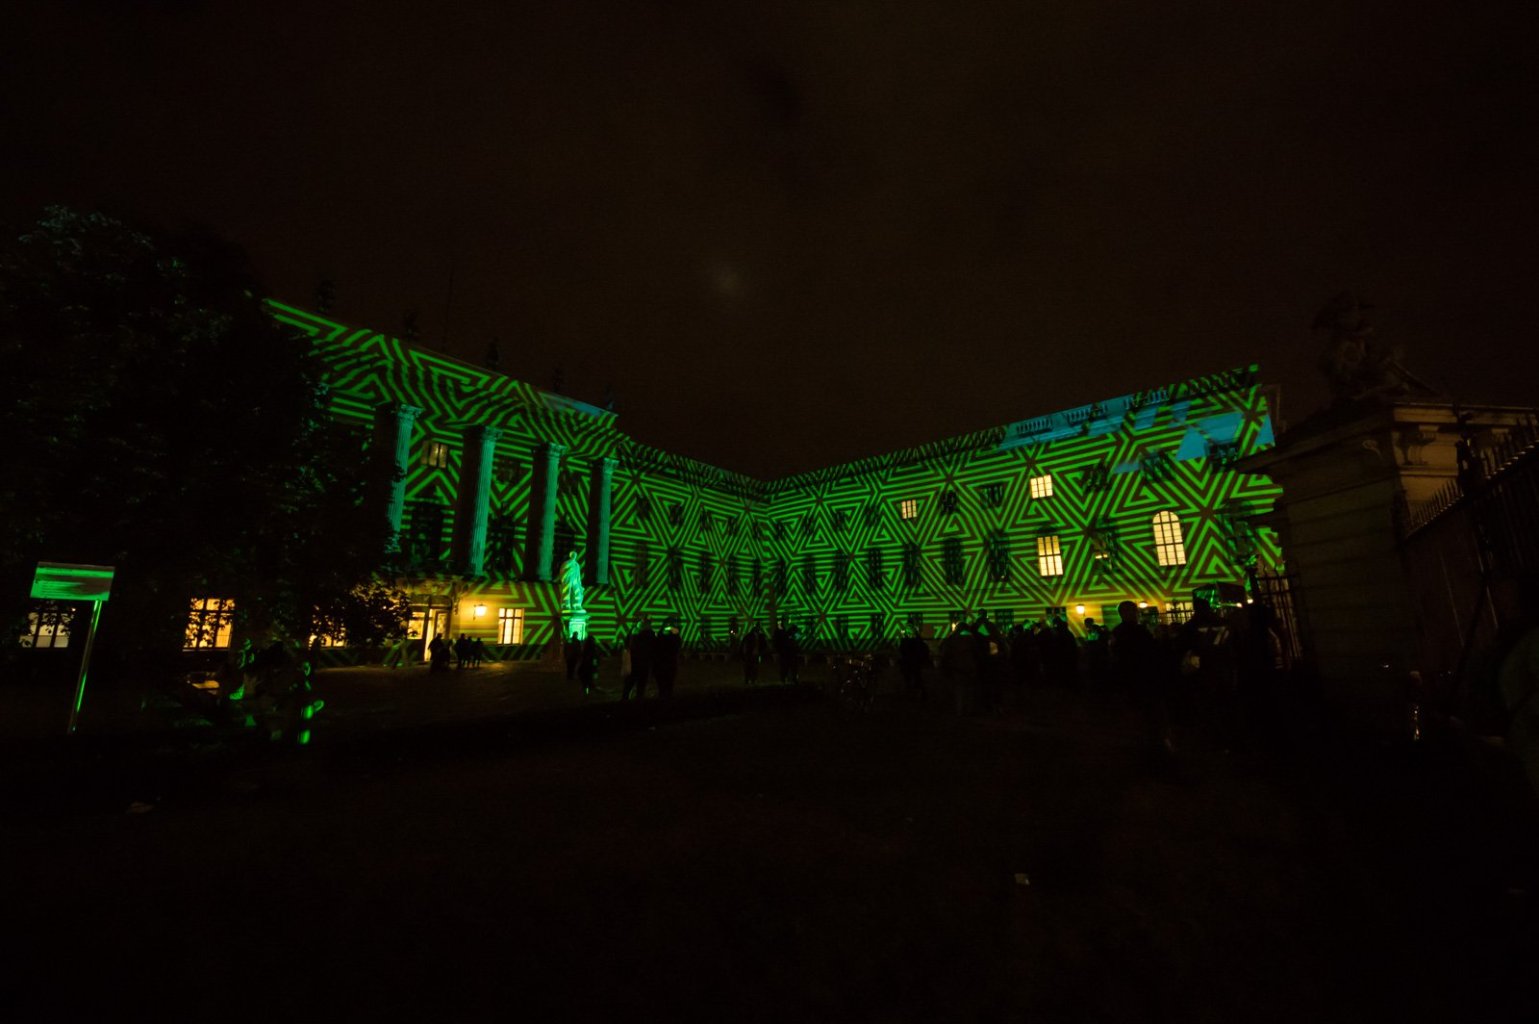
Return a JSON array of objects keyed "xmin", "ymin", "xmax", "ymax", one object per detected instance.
[
  {"xmin": 1176, "ymin": 428, "xmax": 1208, "ymax": 461},
  {"xmin": 1169, "ymin": 400, "xmax": 1190, "ymax": 424},
  {"xmin": 1256, "ymin": 413, "xmax": 1275, "ymax": 449}
]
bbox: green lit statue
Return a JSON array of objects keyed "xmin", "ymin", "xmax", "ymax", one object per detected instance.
[{"xmin": 559, "ymin": 549, "xmax": 585, "ymax": 612}]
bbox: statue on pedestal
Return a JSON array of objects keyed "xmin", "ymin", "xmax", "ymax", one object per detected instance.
[{"xmin": 559, "ymin": 549, "xmax": 585, "ymax": 613}]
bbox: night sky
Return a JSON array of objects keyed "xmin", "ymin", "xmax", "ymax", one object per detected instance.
[{"xmin": 5, "ymin": 0, "xmax": 1535, "ymax": 477}]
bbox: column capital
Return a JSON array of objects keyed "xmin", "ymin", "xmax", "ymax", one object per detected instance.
[
  {"xmin": 599, "ymin": 456, "xmax": 618, "ymax": 476},
  {"xmin": 376, "ymin": 401, "xmax": 424, "ymax": 425},
  {"xmin": 540, "ymin": 441, "xmax": 567, "ymax": 462},
  {"xmin": 466, "ymin": 424, "xmax": 503, "ymax": 445}
]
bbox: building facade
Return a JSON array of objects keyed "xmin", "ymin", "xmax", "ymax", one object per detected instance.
[{"xmin": 220, "ymin": 302, "xmax": 1285, "ymax": 661}]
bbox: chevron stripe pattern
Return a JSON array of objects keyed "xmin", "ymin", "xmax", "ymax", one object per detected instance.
[{"xmin": 267, "ymin": 301, "xmax": 1283, "ymax": 654}]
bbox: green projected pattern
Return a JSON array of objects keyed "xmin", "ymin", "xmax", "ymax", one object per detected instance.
[{"xmin": 268, "ymin": 301, "xmax": 1282, "ymax": 657}]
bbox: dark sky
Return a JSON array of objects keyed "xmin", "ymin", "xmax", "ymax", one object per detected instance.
[{"xmin": 5, "ymin": 0, "xmax": 1535, "ymax": 477}]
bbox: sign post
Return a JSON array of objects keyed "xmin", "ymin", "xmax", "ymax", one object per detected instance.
[{"xmin": 30, "ymin": 562, "xmax": 115, "ymax": 736}]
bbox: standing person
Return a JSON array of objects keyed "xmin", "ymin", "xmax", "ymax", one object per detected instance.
[
  {"xmin": 1084, "ymin": 618, "xmax": 1111, "ymax": 690},
  {"xmin": 898, "ymin": 627, "xmax": 931, "ymax": 700},
  {"xmin": 454, "ymin": 633, "xmax": 472, "ymax": 671},
  {"xmin": 1113, "ymin": 600, "xmax": 1173, "ymax": 766},
  {"xmin": 741, "ymin": 625, "xmax": 765, "ymax": 686},
  {"xmin": 1049, "ymin": 615, "xmax": 1079, "ymax": 687},
  {"xmin": 428, "ymin": 635, "xmax": 451, "ymax": 674},
  {"xmin": 470, "ymin": 637, "xmax": 486, "ymax": 668},
  {"xmin": 578, "ymin": 635, "xmax": 601, "ymax": 696},
  {"xmin": 563, "ymin": 629, "xmax": 582, "ymax": 682},
  {"xmin": 653, "ymin": 625, "xmax": 682, "ymax": 698},
  {"xmin": 772, "ymin": 622, "xmax": 792, "ymax": 683},
  {"xmin": 623, "ymin": 620, "xmax": 655, "ymax": 700}
]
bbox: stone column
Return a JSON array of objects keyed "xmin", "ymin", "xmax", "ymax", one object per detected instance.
[
  {"xmin": 373, "ymin": 402, "xmax": 423, "ymax": 552},
  {"xmin": 586, "ymin": 457, "xmax": 618, "ymax": 585},
  {"xmin": 525, "ymin": 441, "xmax": 565, "ymax": 582},
  {"xmin": 453, "ymin": 425, "xmax": 502, "ymax": 576}
]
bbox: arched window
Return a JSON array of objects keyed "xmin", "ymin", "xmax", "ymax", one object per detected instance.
[{"xmin": 1152, "ymin": 511, "xmax": 1186, "ymax": 567}]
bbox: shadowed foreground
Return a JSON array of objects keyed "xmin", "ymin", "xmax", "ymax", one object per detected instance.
[{"xmin": 4, "ymin": 677, "xmax": 1534, "ymax": 1021}]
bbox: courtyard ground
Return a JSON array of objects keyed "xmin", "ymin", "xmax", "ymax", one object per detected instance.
[{"xmin": 2, "ymin": 659, "xmax": 1536, "ymax": 1021}]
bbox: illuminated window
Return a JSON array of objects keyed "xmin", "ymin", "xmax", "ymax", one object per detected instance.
[
  {"xmin": 1153, "ymin": 511, "xmax": 1187, "ymax": 566},
  {"xmin": 498, "ymin": 607, "xmax": 525, "ymax": 644},
  {"xmin": 1036, "ymin": 536, "xmax": 1064, "ymax": 577},
  {"xmin": 186, "ymin": 597, "xmax": 236, "ymax": 649},
  {"xmin": 21, "ymin": 603, "xmax": 72, "ymax": 648},
  {"xmin": 423, "ymin": 440, "xmax": 450, "ymax": 468},
  {"xmin": 1029, "ymin": 474, "xmax": 1053, "ymax": 499},
  {"xmin": 308, "ymin": 629, "xmax": 346, "ymax": 648},
  {"xmin": 898, "ymin": 499, "xmax": 919, "ymax": 521}
]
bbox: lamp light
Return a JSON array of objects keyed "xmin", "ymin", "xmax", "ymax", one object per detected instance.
[
  {"xmin": 1075, "ymin": 603, "xmax": 1086, "ymax": 615},
  {"xmin": 472, "ymin": 603, "xmax": 486, "ymax": 618},
  {"xmin": 1137, "ymin": 601, "xmax": 1149, "ymax": 609}
]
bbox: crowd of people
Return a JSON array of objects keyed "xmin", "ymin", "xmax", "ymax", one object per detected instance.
[{"xmin": 911, "ymin": 598, "xmax": 1293, "ymax": 761}]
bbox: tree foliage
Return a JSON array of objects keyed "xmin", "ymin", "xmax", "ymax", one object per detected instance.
[{"xmin": 0, "ymin": 207, "xmax": 397, "ymax": 674}]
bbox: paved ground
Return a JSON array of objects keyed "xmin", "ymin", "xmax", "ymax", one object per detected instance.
[{"xmin": 3, "ymin": 662, "xmax": 1536, "ymax": 1021}]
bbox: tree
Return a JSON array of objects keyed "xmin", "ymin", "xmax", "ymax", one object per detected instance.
[{"xmin": 0, "ymin": 207, "xmax": 396, "ymax": 677}]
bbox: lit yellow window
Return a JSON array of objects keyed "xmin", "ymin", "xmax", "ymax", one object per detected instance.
[
  {"xmin": 186, "ymin": 598, "xmax": 235, "ymax": 649},
  {"xmin": 898, "ymin": 498, "xmax": 919, "ymax": 520},
  {"xmin": 497, "ymin": 607, "xmax": 525, "ymax": 645},
  {"xmin": 1029, "ymin": 474, "xmax": 1053, "ymax": 499},
  {"xmin": 1036, "ymin": 536, "xmax": 1064, "ymax": 577},
  {"xmin": 1153, "ymin": 511, "xmax": 1187, "ymax": 566}
]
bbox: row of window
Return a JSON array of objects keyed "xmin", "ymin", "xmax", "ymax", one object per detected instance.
[
  {"xmin": 184, "ymin": 599, "xmax": 530, "ymax": 650},
  {"xmin": 634, "ymin": 513, "xmax": 1189, "ymax": 593}
]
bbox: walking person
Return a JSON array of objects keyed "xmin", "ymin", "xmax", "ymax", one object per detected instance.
[
  {"xmin": 654, "ymin": 625, "xmax": 682, "ymax": 699},
  {"xmin": 622, "ymin": 621, "xmax": 655, "ymax": 700},
  {"xmin": 741, "ymin": 625, "xmax": 765, "ymax": 686},
  {"xmin": 1113, "ymin": 600, "xmax": 1174, "ymax": 768}
]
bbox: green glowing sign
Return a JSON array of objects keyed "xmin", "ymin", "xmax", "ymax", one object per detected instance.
[{"xmin": 31, "ymin": 562, "xmax": 114, "ymax": 602}]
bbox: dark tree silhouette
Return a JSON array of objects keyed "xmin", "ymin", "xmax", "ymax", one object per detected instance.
[{"xmin": 0, "ymin": 207, "xmax": 399, "ymax": 676}]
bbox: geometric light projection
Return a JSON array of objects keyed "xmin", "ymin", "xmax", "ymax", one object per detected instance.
[{"xmin": 264, "ymin": 299, "xmax": 1284, "ymax": 660}]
